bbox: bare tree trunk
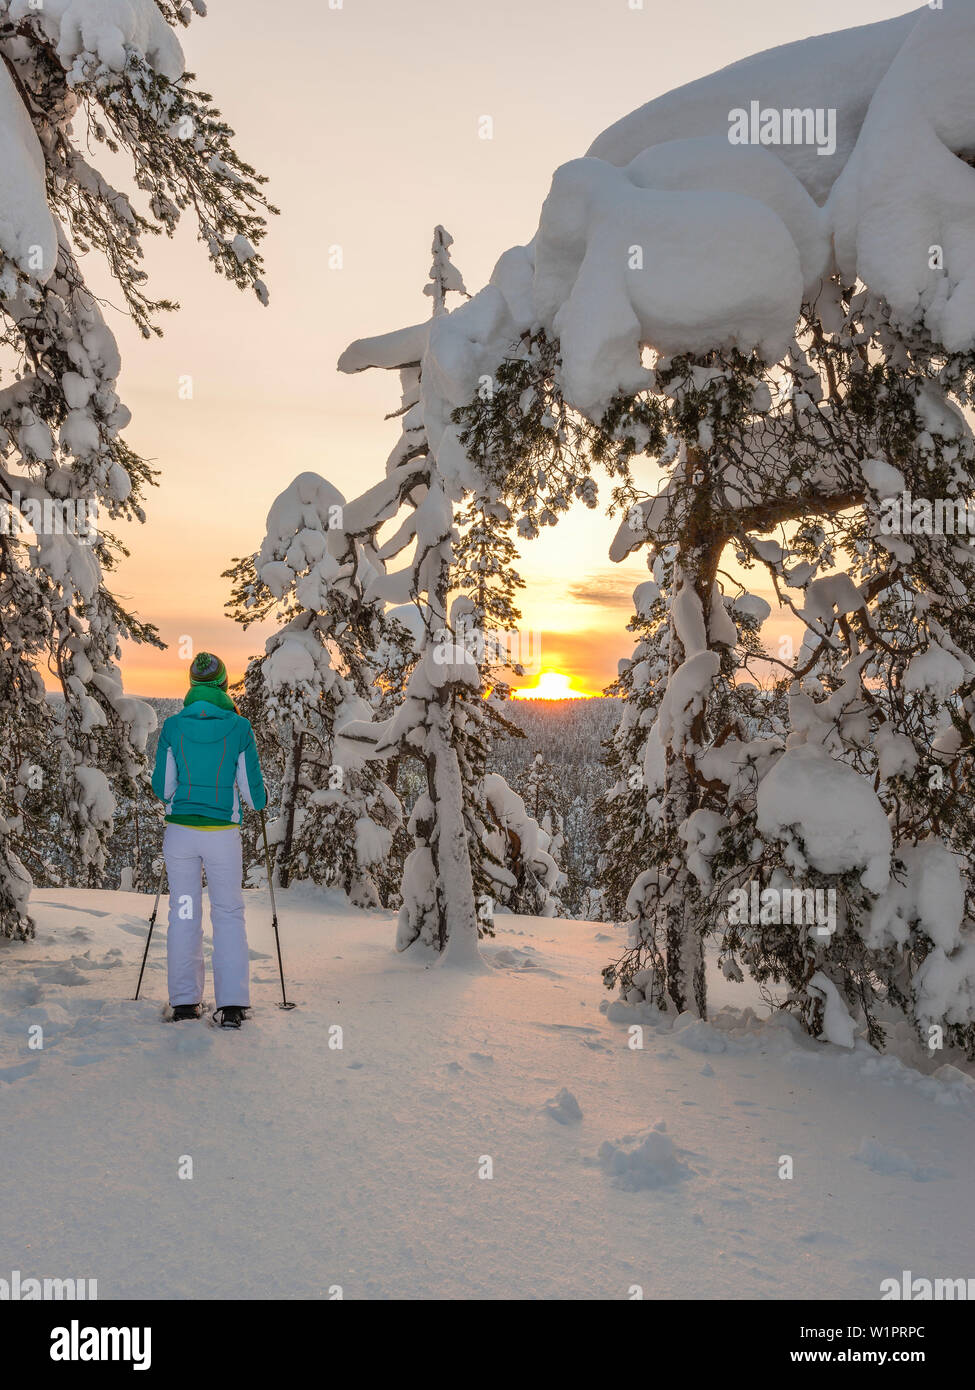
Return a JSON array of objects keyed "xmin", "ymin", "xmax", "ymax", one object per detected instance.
[
  {"xmin": 386, "ymin": 754, "xmax": 400, "ymax": 797},
  {"xmin": 277, "ymin": 729, "xmax": 304, "ymax": 890},
  {"xmin": 426, "ymin": 694, "xmax": 479, "ymax": 962},
  {"xmin": 662, "ymin": 450, "xmax": 726, "ymax": 1015}
]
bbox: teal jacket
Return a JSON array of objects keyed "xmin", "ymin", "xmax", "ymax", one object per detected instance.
[{"xmin": 151, "ymin": 687, "xmax": 267, "ymax": 826}]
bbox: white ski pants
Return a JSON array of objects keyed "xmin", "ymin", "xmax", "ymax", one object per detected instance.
[{"xmin": 164, "ymin": 824, "xmax": 250, "ymax": 1008}]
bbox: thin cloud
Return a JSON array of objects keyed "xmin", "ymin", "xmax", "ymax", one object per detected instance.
[{"xmin": 566, "ymin": 569, "xmax": 641, "ymax": 609}]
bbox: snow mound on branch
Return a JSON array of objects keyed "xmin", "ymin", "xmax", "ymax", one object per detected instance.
[
  {"xmin": 412, "ymin": 3, "xmax": 975, "ymax": 457},
  {"xmin": 756, "ymin": 744, "xmax": 891, "ymax": 894},
  {"xmin": 808, "ymin": 972, "xmax": 857, "ymax": 1049},
  {"xmin": 483, "ymin": 773, "xmax": 540, "ymax": 864},
  {"xmin": 829, "ymin": 1, "xmax": 975, "ymax": 353},
  {"xmin": 861, "ymin": 840, "xmax": 975, "ymax": 1044},
  {"xmin": 532, "ymin": 148, "xmax": 824, "ymax": 413},
  {"xmin": 914, "ymin": 938, "xmax": 975, "ymax": 1037},
  {"xmin": 733, "ymin": 592, "xmax": 772, "ymax": 625},
  {"xmin": 657, "ymin": 650, "xmax": 720, "ymax": 745},
  {"xmin": 354, "ymin": 816, "xmax": 392, "ymax": 870},
  {"xmin": 427, "ymin": 641, "xmax": 479, "ymax": 689},
  {"xmin": 904, "ymin": 645, "xmax": 966, "ymax": 703},
  {"xmin": 801, "ymin": 574, "xmax": 865, "ymax": 627},
  {"xmin": 868, "ymin": 838, "xmax": 964, "ymax": 954},
  {"xmin": 385, "ymin": 604, "xmax": 424, "ymax": 648},
  {"xmin": 861, "ymin": 457, "xmax": 905, "ymax": 499},
  {"xmin": 0, "ymin": 63, "xmax": 58, "ymax": 280},
  {"xmin": 678, "ymin": 808, "xmax": 727, "ymax": 891},
  {"xmin": 596, "ymin": 1120, "xmax": 693, "ymax": 1191},
  {"xmin": 258, "ymin": 472, "xmax": 346, "ymax": 576},
  {"xmin": 586, "ymin": 10, "xmax": 916, "ymax": 203},
  {"xmin": 111, "ymin": 696, "xmax": 155, "ymax": 753},
  {"xmin": 420, "ymin": 283, "xmax": 522, "ymax": 489},
  {"xmin": 337, "ymin": 321, "xmax": 430, "ymax": 374},
  {"xmin": 624, "ymin": 138, "xmax": 830, "ymax": 289},
  {"xmin": 261, "ymin": 633, "xmax": 318, "ymax": 691},
  {"xmin": 9, "ymin": 0, "xmax": 185, "ymax": 82},
  {"xmin": 73, "ymin": 765, "xmax": 115, "ymax": 822}
]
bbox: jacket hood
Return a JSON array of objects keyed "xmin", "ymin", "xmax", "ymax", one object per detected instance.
[
  {"xmin": 170, "ymin": 702, "xmax": 240, "ymax": 746},
  {"xmin": 184, "ymin": 685, "xmax": 236, "ymax": 712}
]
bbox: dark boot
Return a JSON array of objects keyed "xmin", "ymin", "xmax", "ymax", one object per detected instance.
[
  {"xmin": 214, "ymin": 1005, "xmax": 248, "ymax": 1029},
  {"xmin": 171, "ymin": 1003, "xmax": 202, "ymax": 1022}
]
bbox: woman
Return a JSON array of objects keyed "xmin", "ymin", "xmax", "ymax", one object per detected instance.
[{"xmin": 151, "ymin": 652, "xmax": 267, "ymax": 1027}]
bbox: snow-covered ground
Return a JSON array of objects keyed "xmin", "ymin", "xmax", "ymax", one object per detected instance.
[{"xmin": 1, "ymin": 888, "xmax": 973, "ymax": 1301}]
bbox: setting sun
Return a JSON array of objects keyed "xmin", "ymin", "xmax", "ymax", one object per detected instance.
[{"xmin": 513, "ymin": 670, "xmax": 592, "ymax": 700}]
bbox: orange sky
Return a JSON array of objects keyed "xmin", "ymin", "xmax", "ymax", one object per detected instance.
[{"xmin": 98, "ymin": 0, "xmax": 905, "ymax": 697}]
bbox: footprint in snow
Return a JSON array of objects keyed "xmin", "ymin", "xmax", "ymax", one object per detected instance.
[
  {"xmin": 69, "ymin": 951, "xmax": 123, "ymax": 972},
  {"xmin": 492, "ymin": 948, "xmax": 538, "ymax": 969},
  {"xmin": 33, "ymin": 902, "xmax": 111, "ymax": 919},
  {"xmin": 0, "ymin": 981, "xmax": 43, "ymax": 1008},
  {"xmin": 542, "ymin": 1088, "xmax": 583, "ymax": 1125},
  {"xmin": 796, "ymin": 1230, "xmax": 847, "ymax": 1246},
  {"xmin": 166, "ymin": 1029, "xmax": 214, "ymax": 1055},
  {"xmin": 854, "ymin": 1138, "xmax": 950, "ymax": 1181},
  {"xmin": 28, "ymin": 963, "xmax": 89, "ymax": 987},
  {"xmin": 531, "ymin": 1022, "xmax": 601, "ymax": 1035},
  {"xmin": 112, "ymin": 919, "xmax": 161, "ymax": 939},
  {"xmin": 0, "ymin": 1060, "xmax": 41, "ymax": 1084}
]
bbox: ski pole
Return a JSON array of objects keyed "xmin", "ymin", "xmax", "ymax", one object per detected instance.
[
  {"xmin": 134, "ymin": 859, "xmax": 166, "ymax": 1001},
  {"xmin": 260, "ymin": 809, "xmax": 296, "ymax": 1010}
]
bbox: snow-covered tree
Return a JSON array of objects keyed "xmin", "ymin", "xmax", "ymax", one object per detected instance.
[
  {"xmin": 226, "ymin": 473, "xmax": 413, "ymax": 907},
  {"xmin": 517, "ymin": 751, "xmax": 559, "ymax": 824},
  {"xmin": 482, "ymin": 772, "xmax": 564, "ymax": 918},
  {"xmin": 422, "ymin": 2, "xmax": 975, "ymax": 1051},
  {"xmin": 565, "ymin": 791, "xmax": 603, "ymax": 920},
  {"xmin": 0, "ymin": 1, "xmax": 273, "ymax": 936},
  {"xmin": 335, "ymin": 228, "xmax": 518, "ymax": 961}
]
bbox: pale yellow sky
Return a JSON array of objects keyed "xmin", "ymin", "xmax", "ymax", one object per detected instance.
[{"xmin": 104, "ymin": 0, "xmax": 909, "ymax": 696}]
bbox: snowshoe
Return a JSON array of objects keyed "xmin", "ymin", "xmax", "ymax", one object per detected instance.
[
  {"xmin": 170, "ymin": 1003, "xmax": 203, "ymax": 1022},
  {"xmin": 213, "ymin": 1005, "xmax": 248, "ymax": 1029}
]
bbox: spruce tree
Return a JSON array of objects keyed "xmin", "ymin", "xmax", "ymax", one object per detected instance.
[
  {"xmin": 336, "ymin": 228, "xmax": 503, "ymax": 960},
  {"xmin": 225, "ymin": 473, "xmax": 412, "ymax": 906},
  {"xmin": 0, "ymin": 2, "xmax": 273, "ymax": 936}
]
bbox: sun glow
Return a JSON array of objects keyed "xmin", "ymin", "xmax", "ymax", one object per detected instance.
[{"xmin": 513, "ymin": 670, "xmax": 592, "ymax": 700}]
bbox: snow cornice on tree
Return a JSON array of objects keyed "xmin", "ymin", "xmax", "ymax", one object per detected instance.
[{"xmin": 415, "ymin": 1, "xmax": 975, "ymax": 441}]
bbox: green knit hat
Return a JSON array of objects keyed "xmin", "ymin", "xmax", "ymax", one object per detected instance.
[{"xmin": 189, "ymin": 652, "xmax": 228, "ymax": 690}]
